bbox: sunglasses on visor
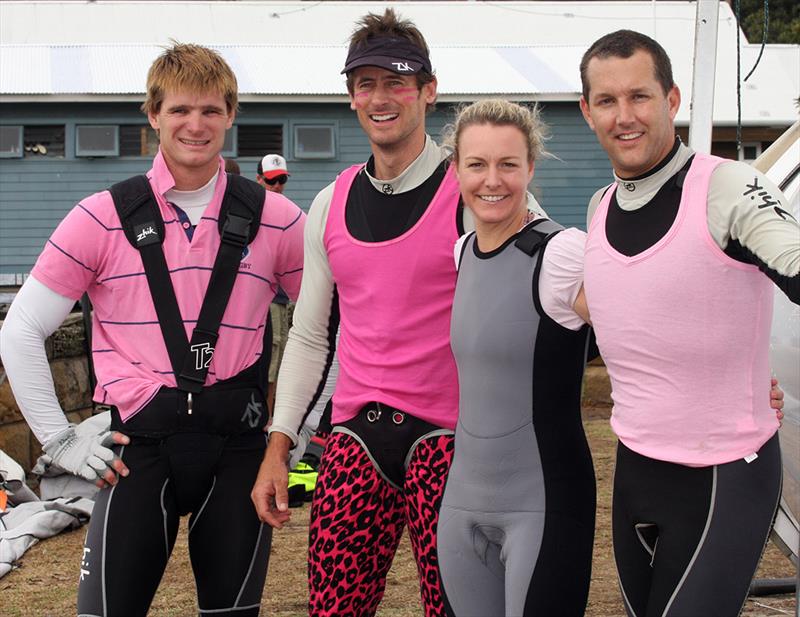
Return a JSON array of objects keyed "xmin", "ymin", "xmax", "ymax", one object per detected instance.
[{"xmin": 264, "ymin": 175, "xmax": 288, "ymax": 186}]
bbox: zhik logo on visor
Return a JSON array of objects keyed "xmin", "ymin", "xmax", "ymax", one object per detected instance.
[
  {"xmin": 134, "ymin": 222, "xmax": 160, "ymax": 247},
  {"xmin": 391, "ymin": 61, "xmax": 412, "ymax": 72}
]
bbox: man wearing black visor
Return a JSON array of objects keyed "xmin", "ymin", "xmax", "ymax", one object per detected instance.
[{"xmin": 252, "ymin": 8, "xmax": 538, "ymax": 617}]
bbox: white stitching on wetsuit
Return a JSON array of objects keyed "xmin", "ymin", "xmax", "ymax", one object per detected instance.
[{"xmin": 662, "ymin": 466, "xmax": 717, "ymax": 616}]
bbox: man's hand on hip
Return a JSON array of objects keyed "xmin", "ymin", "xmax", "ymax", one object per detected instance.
[{"xmin": 43, "ymin": 425, "xmax": 130, "ymax": 488}]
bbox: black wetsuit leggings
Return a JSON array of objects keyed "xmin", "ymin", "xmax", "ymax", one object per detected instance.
[
  {"xmin": 613, "ymin": 433, "xmax": 781, "ymax": 617},
  {"xmin": 77, "ymin": 431, "xmax": 271, "ymax": 617}
]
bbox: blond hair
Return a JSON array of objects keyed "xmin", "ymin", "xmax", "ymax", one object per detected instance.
[
  {"xmin": 445, "ymin": 99, "xmax": 549, "ymax": 163},
  {"xmin": 141, "ymin": 43, "xmax": 238, "ymax": 116}
]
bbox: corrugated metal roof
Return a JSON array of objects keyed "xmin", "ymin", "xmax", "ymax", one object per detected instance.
[
  {"xmin": 0, "ymin": 1, "xmax": 798, "ymax": 125},
  {"xmin": 0, "ymin": 44, "xmax": 585, "ymax": 96},
  {"xmin": 0, "ymin": 45, "xmax": 350, "ymax": 95},
  {"xmin": 0, "ymin": 1, "xmax": 739, "ymax": 47}
]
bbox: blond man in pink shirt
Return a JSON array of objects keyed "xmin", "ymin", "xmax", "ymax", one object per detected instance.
[{"xmin": 0, "ymin": 44, "xmax": 305, "ymax": 616}]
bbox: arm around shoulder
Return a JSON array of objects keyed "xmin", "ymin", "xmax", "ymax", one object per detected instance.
[{"xmin": 539, "ymin": 228, "xmax": 589, "ymax": 330}]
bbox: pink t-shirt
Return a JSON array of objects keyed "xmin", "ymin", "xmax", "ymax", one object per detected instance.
[
  {"xmin": 584, "ymin": 153, "xmax": 777, "ymax": 466},
  {"xmin": 323, "ymin": 164, "xmax": 461, "ymax": 429},
  {"xmin": 32, "ymin": 151, "xmax": 305, "ymax": 421}
]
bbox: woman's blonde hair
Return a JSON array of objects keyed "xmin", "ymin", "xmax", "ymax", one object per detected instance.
[
  {"xmin": 141, "ymin": 43, "xmax": 238, "ymax": 116},
  {"xmin": 444, "ymin": 99, "xmax": 549, "ymax": 163}
]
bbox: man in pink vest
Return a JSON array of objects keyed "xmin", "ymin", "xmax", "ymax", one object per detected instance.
[
  {"xmin": 251, "ymin": 9, "xmax": 467, "ymax": 617},
  {"xmin": 1, "ymin": 44, "xmax": 305, "ymax": 616},
  {"xmin": 579, "ymin": 30, "xmax": 799, "ymax": 616}
]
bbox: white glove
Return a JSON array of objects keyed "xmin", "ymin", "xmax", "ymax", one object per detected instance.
[{"xmin": 43, "ymin": 425, "xmax": 118, "ymax": 483}]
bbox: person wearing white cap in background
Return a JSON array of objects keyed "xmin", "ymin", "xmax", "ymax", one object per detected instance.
[
  {"xmin": 257, "ymin": 153, "xmax": 290, "ymax": 194},
  {"xmin": 257, "ymin": 153, "xmax": 294, "ymax": 412}
]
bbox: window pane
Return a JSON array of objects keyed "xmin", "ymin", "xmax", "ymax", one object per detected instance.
[
  {"xmin": 223, "ymin": 127, "xmax": 236, "ymax": 155},
  {"xmin": 237, "ymin": 125, "xmax": 282, "ymax": 157},
  {"xmin": 739, "ymin": 142, "xmax": 763, "ymax": 163},
  {"xmin": 295, "ymin": 125, "xmax": 335, "ymax": 159},
  {"xmin": 23, "ymin": 125, "xmax": 65, "ymax": 158},
  {"xmin": 0, "ymin": 126, "xmax": 23, "ymax": 157},
  {"xmin": 119, "ymin": 125, "xmax": 159, "ymax": 157},
  {"xmin": 76, "ymin": 125, "xmax": 118, "ymax": 156}
]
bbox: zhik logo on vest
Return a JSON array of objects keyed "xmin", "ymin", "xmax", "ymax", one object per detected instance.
[{"xmin": 133, "ymin": 222, "xmax": 160, "ymax": 247}]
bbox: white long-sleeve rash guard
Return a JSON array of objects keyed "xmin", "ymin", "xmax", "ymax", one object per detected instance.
[{"xmin": 1, "ymin": 277, "xmax": 76, "ymax": 443}]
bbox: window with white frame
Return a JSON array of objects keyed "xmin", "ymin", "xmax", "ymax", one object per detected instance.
[
  {"xmin": 294, "ymin": 124, "xmax": 335, "ymax": 159},
  {"xmin": 76, "ymin": 125, "xmax": 119, "ymax": 157},
  {"xmin": 0, "ymin": 126, "xmax": 23, "ymax": 158}
]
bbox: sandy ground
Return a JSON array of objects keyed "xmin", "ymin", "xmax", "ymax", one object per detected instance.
[{"xmin": 2, "ymin": 410, "xmax": 797, "ymax": 616}]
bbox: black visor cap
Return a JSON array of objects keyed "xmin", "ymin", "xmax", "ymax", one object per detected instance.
[{"xmin": 341, "ymin": 36, "xmax": 432, "ymax": 76}]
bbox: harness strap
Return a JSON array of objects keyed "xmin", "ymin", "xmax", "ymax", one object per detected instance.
[
  {"xmin": 109, "ymin": 173, "xmax": 266, "ymax": 394},
  {"xmin": 179, "ymin": 176, "xmax": 265, "ymax": 390},
  {"xmin": 514, "ymin": 217, "xmax": 563, "ymax": 257},
  {"xmin": 110, "ymin": 175, "xmax": 190, "ymax": 385}
]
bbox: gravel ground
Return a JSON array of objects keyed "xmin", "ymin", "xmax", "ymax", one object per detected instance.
[{"xmin": 2, "ymin": 411, "xmax": 797, "ymax": 616}]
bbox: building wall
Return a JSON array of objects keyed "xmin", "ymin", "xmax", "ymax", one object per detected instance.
[{"xmin": 0, "ymin": 101, "xmax": 610, "ymax": 275}]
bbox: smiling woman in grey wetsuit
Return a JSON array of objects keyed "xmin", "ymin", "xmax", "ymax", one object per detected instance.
[{"xmin": 437, "ymin": 100, "xmax": 596, "ymax": 617}]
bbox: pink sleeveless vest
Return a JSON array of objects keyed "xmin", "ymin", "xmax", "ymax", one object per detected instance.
[
  {"xmin": 584, "ymin": 153, "xmax": 777, "ymax": 465},
  {"xmin": 324, "ymin": 164, "xmax": 461, "ymax": 428}
]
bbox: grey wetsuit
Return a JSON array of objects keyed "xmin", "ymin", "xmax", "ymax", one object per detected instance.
[{"xmin": 438, "ymin": 219, "xmax": 595, "ymax": 617}]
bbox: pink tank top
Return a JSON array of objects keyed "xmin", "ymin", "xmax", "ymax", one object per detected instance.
[
  {"xmin": 324, "ymin": 164, "xmax": 460, "ymax": 428},
  {"xmin": 584, "ymin": 153, "xmax": 777, "ymax": 466}
]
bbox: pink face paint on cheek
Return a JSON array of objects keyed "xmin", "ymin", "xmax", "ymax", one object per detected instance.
[{"xmin": 394, "ymin": 87, "xmax": 420, "ymax": 105}]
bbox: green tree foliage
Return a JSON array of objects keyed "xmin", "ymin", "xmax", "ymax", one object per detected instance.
[{"xmin": 737, "ymin": 0, "xmax": 800, "ymax": 45}]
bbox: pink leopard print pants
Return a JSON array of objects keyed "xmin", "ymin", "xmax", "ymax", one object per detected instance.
[{"xmin": 307, "ymin": 431, "xmax": 454, "ymax": 617}]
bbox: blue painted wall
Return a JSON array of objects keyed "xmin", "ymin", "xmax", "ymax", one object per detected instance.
[{"xmin": 0, "ymin": 101, "xmax": 612, "ymax": 274}]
